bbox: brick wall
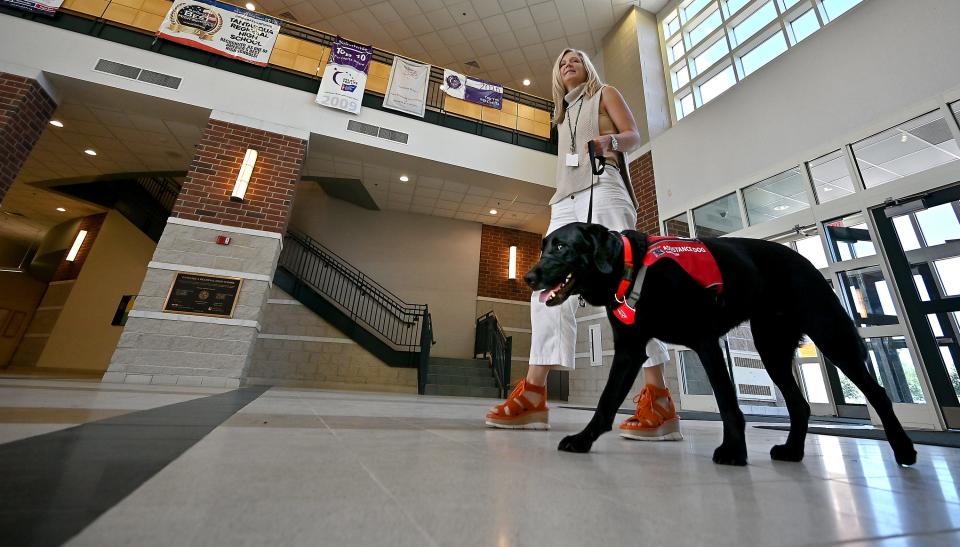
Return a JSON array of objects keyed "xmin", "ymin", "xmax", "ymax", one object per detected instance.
[
  {"xmin": 52, "ymin": 214, "xmax": 106, "ymax": 282},
  {"xmin": 0, "ymin": 73, "xmax": 57, "ymax": 203},
  {"xmin": 628, "ymin": 151, "xmax": 659, "ymax": 235},
  {"xmin": 477, "ymin": 224, "xmax": 542, "ymax": 302},
  {"xmin": 171, "ymin": 120, "xmax": 307, "ymax": 233}
]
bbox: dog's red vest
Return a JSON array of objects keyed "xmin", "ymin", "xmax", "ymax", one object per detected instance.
[{"xmin": 613, "ymin": 235, "xmax": 724, "ymax": 324}]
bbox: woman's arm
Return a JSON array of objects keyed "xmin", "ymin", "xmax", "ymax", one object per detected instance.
[{"xmin": 588, "ymin": 86, "xmax": 642, "ymax": 155}]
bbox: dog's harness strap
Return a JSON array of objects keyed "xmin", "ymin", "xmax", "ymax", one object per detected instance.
[
  {"xmin": 614, "ymin": 234, "xmax": 633, "ymax": 301},
  {"xmin": 612, "ymin": 235, "xmax": 640, "ymax": 325}
]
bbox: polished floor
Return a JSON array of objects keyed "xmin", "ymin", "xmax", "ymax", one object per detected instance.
[{"xmin": 0, "ymin": 379, "xmax": 959, "ymax": 546}]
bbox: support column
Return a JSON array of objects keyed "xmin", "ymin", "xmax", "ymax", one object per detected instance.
[
  {"xmin": 0, "ymin": 73, "xmax": 57, "ymax": 204},
  {"xmin": 102, "ymin": 115, "xmax": 308, "ymax": 388},
  {"xmin": 629, "ymin": 150, "xmax": 660, "ymax": 235}
]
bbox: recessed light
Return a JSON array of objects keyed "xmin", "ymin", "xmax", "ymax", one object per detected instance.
[
  {"xmin": 56, "ymin": 207, "xmax": 66, "ymax": 212},
  {"xmin": 490, "ymin": 209, "xmax": 498, "ymax": 215},
  {"xmin": 399, "ymin": 175, "xmax": 409, "ymax": 182},
  {"xmin": 522, "ymin": 79, "xmax": 531, "ymax": 86},
  {"xmin": 823, "ymin": 186, "xmax": 833, "ymax": 192},
  {"xmin": 900, "ymin": 134, "xmax": 908, "ymax": 143},
  {"xmin": 246, "ymin": 2, "xmax": 255, "ymax": 10},
  {"xmin": 84, "ymin": 149, "xmax": 97, "ymax": 156},
  {"xmin": 773, "ymin": 205, "xmax": 789, "ymax": 211},
  {"xmin": 49, "ymin": 120, "xmax": 64, "ymax": 128}
]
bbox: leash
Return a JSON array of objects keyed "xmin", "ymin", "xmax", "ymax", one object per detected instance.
[{"xmin": 586, "ymin": 140, "xmax": 605, "ymax": 225}]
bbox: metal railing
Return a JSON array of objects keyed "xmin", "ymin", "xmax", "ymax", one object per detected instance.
[
  {"xmin": 475, "ymin": 311, "xmax": 513, "ymax": 398},
  {"xmin": 279, "ymin": 229, "xmax": 430, "ymax": 352},
  {"xmin": 135, "ymin": 175, "xmax": 181, "ymax": 212}
]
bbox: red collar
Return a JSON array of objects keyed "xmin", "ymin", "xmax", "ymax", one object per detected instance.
[{"xmin": 614, "ymin": 234, "xmax": 634, "ymax": 303}]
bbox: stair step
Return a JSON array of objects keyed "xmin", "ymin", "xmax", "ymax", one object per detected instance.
[
  {"xmin": 429, "ymin": 357, "xmax": 489, "ymax": 368},
  {"xmin": 424, "ymin": 384, "xmax": 501, "ymax": 398},
  {"xmin": 429, "ymin": 365, "xmax": 491, "ymax": 377},
  {"xmin": 427, "ymin": 373, "xmax": 498, "ymax": 388}
]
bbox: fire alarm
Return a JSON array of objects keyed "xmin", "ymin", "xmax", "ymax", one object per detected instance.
[{"xmin": 216, "ymin": 235, "xmax": 231, "ymax": 245}]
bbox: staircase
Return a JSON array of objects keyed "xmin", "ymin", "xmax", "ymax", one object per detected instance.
[{"xmin": 425, "ymin": 357, "xmax": 501, "ymax": 398}]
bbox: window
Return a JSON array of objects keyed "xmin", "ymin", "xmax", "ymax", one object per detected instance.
[
  {"xmin": 807, "ymin": 149, "xmax": 855, "ymax": 203},
  {"xmin": 692, "ymin": 38, "xmax": 730, "ymax": 76},
  {"xmin": 852, "ymin": 110, "xmax": 960, "ymax": 189},
  {"xmin": 680, "ymin": 350, "xmax": 713, "ymax": 395},
  {"xmin": 738, "ymin": 31, "xmax": 788, "ymax": 77},
  {"xmin": 672, "ymin": 65, "xmax": 691, "ymax": 90},
  {"xmin": 687, "ymin": 8, "xmax": 723, "ymax": 47},
  {"xmin": 892, "ymin": 215, "xmax": 921, "ymax": 252},
  {"xmin": 698, "ymin": 65, "xmax": 736, "ymax": 105},
  {"xmin": 795, "ymin": 233, "xmax": 829, "ymax": 269},
  {"xmin": 664, "ymin": 212, "xmax": 691, "ymax": 237},
  {"xmin": 723, "ymin": 0, "xmax": 751, "ymax": 17},
  {"xmin": 743, "ymin": 166, "xmax": 810, "ymax": 225},
  {"xmin": 668, "ymin": 39, "xmax": 686, "ymax": 64},
  {"xmin": 677, "ymin": 93, "xmax": 696, "ymax": 119},
  {"xmin": 664, "ymin": 12, "xmax": 681, "ymax": 36},
  {"xmin": 864, "ymin": 337, "xmax": 925, "ymax": 404},
  {"xmin": 731, "ymin": 1, "xmax": 777, "ymax": 47},
  {"xmin": 825, "ymin": 212, "xmax": 876, "ymax": 261},
  {"xmin": 787, "ymin": 9, "xmax": 820, "ymax": 44},
  {"xmin": 915, "ymin": 202, "xmax": 960, "ymax": 247},
  {"xmin": 820, "ymin": 0, "xmax": 863, "ymax": 22},
  {"xmin": 798, "ymin": 362, "xmax": 830, "ymax": 403},
  {"xmin": 683, "ymin": 0, "xmax": 715, "ymax": 21},
  {"xmin": 693, "ymin": 192, "xmax": 743, "ymax": 236},
  {"xmin": 779, "ymin": 0, "xmax": 802, "ymax": 10},
  {"xmin": 837, "ymin": 266, "xmax": 898, "ymax": 327}
]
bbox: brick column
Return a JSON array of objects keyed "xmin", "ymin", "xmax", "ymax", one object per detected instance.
[
  {"xmin": 0, "ymin": 73, "xmax": 57, "ymax": 204},
  {"xmin": 102, "ymin": 118, "xmax": 307, "ymax": 388},
  {"xmin": 629, "ymin": 151, "xmax": 660, "ymax": 235}
]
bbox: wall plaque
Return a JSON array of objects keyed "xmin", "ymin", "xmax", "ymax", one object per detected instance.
[{"xmin": 163, "ymin": 272, "xmax": 243, "ymax": 318}]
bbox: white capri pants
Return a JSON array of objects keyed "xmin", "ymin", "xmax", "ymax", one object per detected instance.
[{"xmin": 529, "ymin": 168, "xmax": 669, "ymax": 369}]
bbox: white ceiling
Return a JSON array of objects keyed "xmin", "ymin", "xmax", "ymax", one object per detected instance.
[{"xmin": 256, "ymin": 0, "xmax": 669, "ymax": 98}]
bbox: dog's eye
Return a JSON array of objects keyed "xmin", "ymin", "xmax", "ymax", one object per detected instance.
[{"xmin": 555, "ymin": 242, "xmax": 565, "ymax": 250}]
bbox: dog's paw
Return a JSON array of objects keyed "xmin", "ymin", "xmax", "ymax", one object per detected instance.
[
  {"xmin": 770, "ymin": 444, "xmax": 804, "ymax": 462},
  {"xmin": 712, "ymin": 444, "xmax": 748, "ymax": 466},
  {"xmin": 894, "ymin": 443, "xmax": 917, "ymax": 467},
  {"xmin": 558, "ymin": 433, "xmax": 593, "ymax": 453}
]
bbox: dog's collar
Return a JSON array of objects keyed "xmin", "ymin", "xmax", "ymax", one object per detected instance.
[
  {"xmin": 614, "ymin": 234, "xmax": 634, "ymax": 303},
  {"xmin": 612, "ymin": 235, "xmax": 641, "ymax": 324}
]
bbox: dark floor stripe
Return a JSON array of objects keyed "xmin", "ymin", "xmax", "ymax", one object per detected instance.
[
  {"xmin": 559, "ymin": 406, "xmax": 869, "ymax": 425},
  {"xmin": 0, "ymin": 385, "xmax": 268, "ymax": 547},
  {"xmin": 756, "ymin": 425, "xmax": 960, "ymax": 448}
]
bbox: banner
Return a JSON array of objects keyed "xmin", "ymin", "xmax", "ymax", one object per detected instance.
[
  {"xmin": 441, "ymin": 70, "xmax": 503, "ymax": 110},
  {"xmin": 383, "ymin": 57, "xmax": 430, "ymax": 118},
  {"xmin": 316, "ymin": 37, "xmax": 372, "ymax": 115},
  {"xmin": 158, "ymin": 0, "xmax": 280, "ymax": 66},
  {"xmin": 0, "ymin": 0, "xmax": 63, "ymax": 16}
]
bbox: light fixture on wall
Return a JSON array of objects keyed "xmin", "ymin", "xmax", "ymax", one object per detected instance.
[
  {"xmin": 49, "ymin": 120, "xmax": 64, "ymax": 128},
  {"xmin": 66, "ymin": 230, "xmax": 88, "ymax": 262},
  {"xmin": 231, "ymin": 149, "xmax": 258, "ymax": 202},
  {"xmin": 508, "ymin": 246, "xmax": 517, "ymax": 279}
]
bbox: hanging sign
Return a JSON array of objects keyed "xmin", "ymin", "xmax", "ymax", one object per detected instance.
[
  {"xmin": 383, "ymin": 57, "xmax": 430, "ymax": 118},
  {"xmin": 157, "ymin": 0, "xmax": 280, "ymax": 66},
  {"xmin": 441, "ymin": 69, "xmax": 503, "ymax": 110},
  {"xmin": 316, "ymin": 36, "xmax": 372, "ymax": 115}
]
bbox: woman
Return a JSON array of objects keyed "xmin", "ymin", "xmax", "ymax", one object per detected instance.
[{"xmin": 485, "ymin": 49, "xmax": 682, "ymax": 442}]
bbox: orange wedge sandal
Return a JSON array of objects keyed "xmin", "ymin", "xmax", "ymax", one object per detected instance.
[
  {"xmin": 619, "ymin": 384, "xmax": 683, "ymax": 441},
  {"xmin": 485, "ymin": 379, "xmax": 549, "ymax": 430}
]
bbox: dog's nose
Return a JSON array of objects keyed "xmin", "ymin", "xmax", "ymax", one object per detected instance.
[{"xmin": 523, "ymin": 270, "xmax": 537, "ymax": 288}]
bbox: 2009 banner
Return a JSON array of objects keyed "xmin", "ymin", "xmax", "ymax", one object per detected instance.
[
  {"xmin": 316, "ymin": 37, "xmax": 372, "ymax": 115},
  {"xmin": 0, "ymin": 0, "xmax": 63, "ymax": 16},
  {"xmin": 441, "ymin": 69, "xmax": 503, "ymax": 110},
  {"xmin": 157, "ymin": 0, "xmax": 280, "ymax": 66}
]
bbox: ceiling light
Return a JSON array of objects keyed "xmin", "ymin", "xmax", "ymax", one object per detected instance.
[
  {"xmin": 773, "ymin": 205, "xmax": 789, "ymax": 211},
  {"xmin": 399, "ymin": 175, "xmax": 409, "ymax": 182},
  {"xmin": 522, "ymin": 79, "xmax": 531, "ymax": 86},
  {"xmin": 246, "ymin": 2, "xmax": 256, "ymax": 10},
  {"xmin": 84, "ymin": 149, "xmax": 97, "ymax": 156},
  {"xmin": 490, "ymin": 209, "xmax": 498, "ymax": 215},
  {"xmin": 900, "ymin": 134, "xmax": 908, "ymax": 143},
  {"xmin": 49, "ymin": 120, "xmax": 64, "ymax": 128},
  {"xmin": 823, "ymin": 186, "xmax": 833, "ymax": 192},
  {"xmin": 56, "ymin": 207, "xmax": 66, "ymax": 212}
]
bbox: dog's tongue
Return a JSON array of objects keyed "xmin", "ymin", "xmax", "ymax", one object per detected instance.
[{"xmin": 538, "ymin": 282, "xmax": 564, "ymax": 303}]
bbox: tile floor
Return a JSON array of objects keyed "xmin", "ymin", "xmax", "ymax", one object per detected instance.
[{"xmin": 1, "ymin": 379, "xmax": 959, "ymax": 546}]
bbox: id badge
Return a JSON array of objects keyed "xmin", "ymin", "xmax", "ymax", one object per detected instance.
[{"xmin": 565, "ymin": 153, "xmax": 579, "ymax": 167}]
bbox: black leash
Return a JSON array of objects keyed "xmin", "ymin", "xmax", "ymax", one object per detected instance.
[{"xmin": 586, "ymin": 140, "xmax": 605, "ymax": 225}]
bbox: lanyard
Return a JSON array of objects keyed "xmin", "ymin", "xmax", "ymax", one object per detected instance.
[{"xmin": 565, "ymin": 97, "xmax": 584, "ymax": 154}]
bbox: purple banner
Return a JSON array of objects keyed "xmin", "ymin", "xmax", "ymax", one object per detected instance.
[
  {"xmin": 0, "ymin": 0, "xmax": 62, "ymax": 16},
  {"xmin": 465, "ymin": 77, "xmax": 503, "ymax": 109},
  {"xmin": 330, "ymin": 36, "xmax": 372, "ymax": 74}
]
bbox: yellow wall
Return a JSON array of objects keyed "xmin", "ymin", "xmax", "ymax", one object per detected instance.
[
  {"xmin": 35, "ymin": 211, "xmax": 156, "ymax": 372},
  {"xmin": 0, "ymin": 272, "xmax": 46, "ymax": 367}
]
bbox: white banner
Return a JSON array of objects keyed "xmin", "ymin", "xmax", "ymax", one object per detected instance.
[
  {"xmin": 316, "ymin": 36, "xmax": 372, "ymax": 115},
  {"xmin": 441, "ymin": 69, "xmax": 466, "ymax": 100},
  {"xmin": 158, "ymin": 0, "xmax": 280, "ymax": 66},
  {"xmin": 383, "ymin": 57, "xmax": 430, "ymax": 118}
]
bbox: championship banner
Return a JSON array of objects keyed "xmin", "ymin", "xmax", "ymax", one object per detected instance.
[
  {"xmin": 316, "ymin": 36, "xmax": 372, "ymax": 115},
  {"xmin": 440, "ymin": 70, "xmax": 503, "ymax": 110},
  {"xmin": 158, "ymin": 0, "xmax": 280, "ymax": 67},
  {"xmin": 0, "ymin": 0, "xmax": 63, "ymax": 16},
  {"xmin": 383, "ymin": 57, "xmax": 430, "ymax": 118}
]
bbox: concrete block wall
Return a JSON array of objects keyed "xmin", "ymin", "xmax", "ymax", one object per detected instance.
[
  {"xmin": 475, "ymin": 297, "xmax": 531, "ymax": 386},
  {"xmin": 247, "ymin": 286, "xmax": 417, "ymax": 393}
]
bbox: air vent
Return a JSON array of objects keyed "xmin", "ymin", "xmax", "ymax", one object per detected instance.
[
  {"xmin": 94, "ymin": 59, "xmax": 181, "ymax": 90},
  {"xmin": 346, "ymin": 120, "xmax": 409, "ymax": 145},
  {"xmin": 733, "ymin": 356, "xmax": 764, "ymax": 369},
  {"xmin": 738, "ymin": 384, "xmax": 772, "ymax": 397},
  {"xmin": 464, "ymin": 60, "xmax": 480, "ymax": 69},
  {"xmin": 278, "ymin": 11, "xmax": 297, "ymax": 21}
]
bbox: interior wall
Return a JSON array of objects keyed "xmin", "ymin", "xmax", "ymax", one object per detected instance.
[
  {"xmin": 0, "ymin": 271, "xmax": 46, "ymax": 367},
  {"xmin": 290, "ymin": 184, "xmax": 481, "ymax": 358},
  {"xmin": 35, "ymin": 210, "xmax": 155, "ymax": 371},
  {"xmin": 651, "ymin": 0, "xmax": 960, "ymax": 216},
  {"xmin": 602, "ymin": 8, "xmax": 650, "ymax": 143}
]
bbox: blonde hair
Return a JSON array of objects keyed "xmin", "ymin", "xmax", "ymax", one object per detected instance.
[{"xmin": 551, "ymin": 48, "xmax": 603, "ymax": 125}]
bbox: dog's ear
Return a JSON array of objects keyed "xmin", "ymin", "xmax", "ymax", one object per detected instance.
[{"xmin": 588, "ymin": 226, "xmax": 619, "ymax": 274}]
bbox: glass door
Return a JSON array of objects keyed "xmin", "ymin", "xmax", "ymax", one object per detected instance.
[{"xmin": 873, "ymin": 183, "xmax": 960, "ymax": 429}]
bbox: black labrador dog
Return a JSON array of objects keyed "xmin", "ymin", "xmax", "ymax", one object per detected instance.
[{"xmin": 524, "ymin": 222, "xmax": 917, "ymax": 466}]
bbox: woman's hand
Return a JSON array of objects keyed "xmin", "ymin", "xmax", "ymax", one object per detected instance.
[{"xmin": 585, "ymin": 135, "xmax": 614, "ymax": 156}]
